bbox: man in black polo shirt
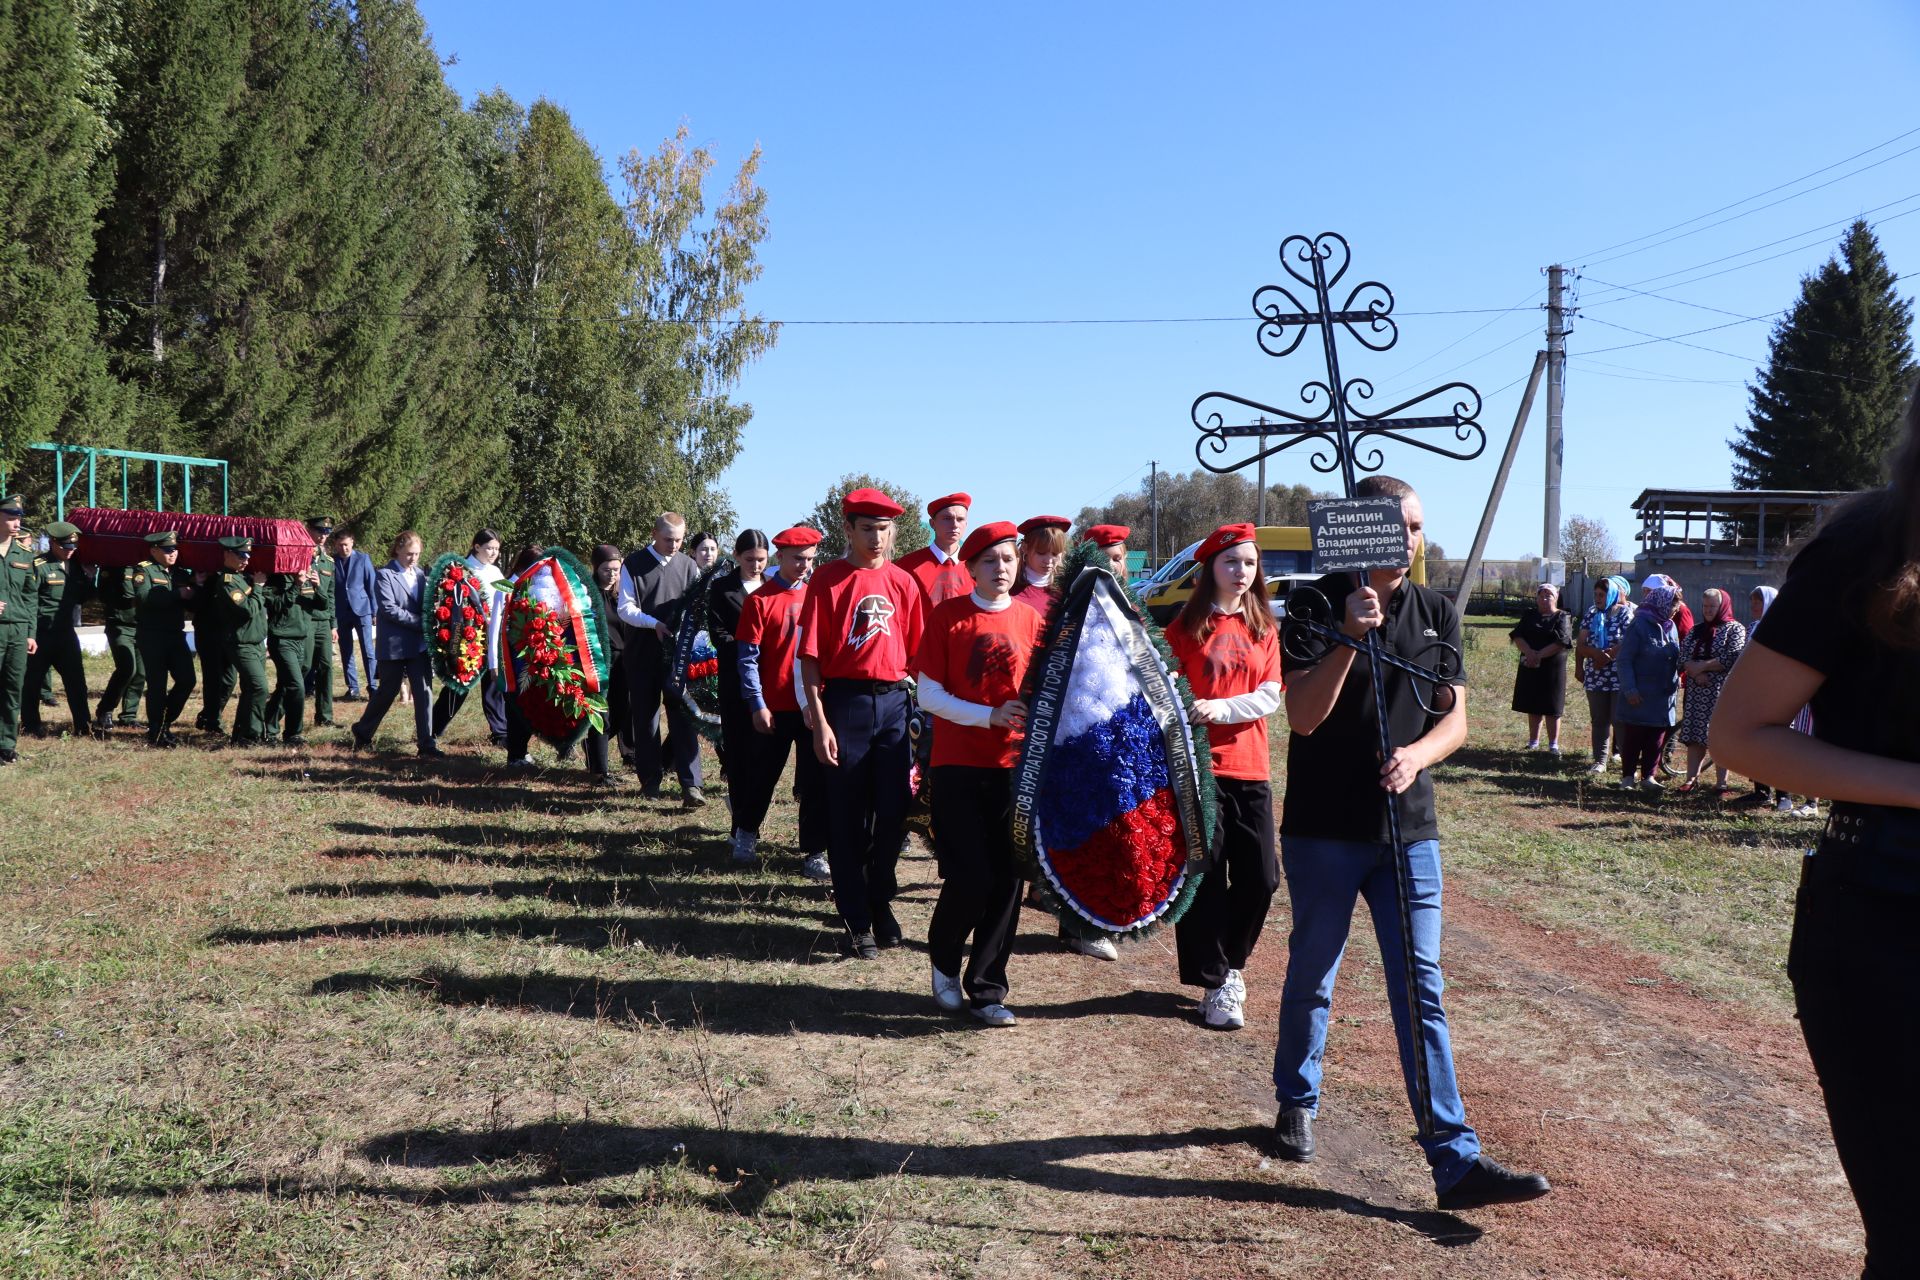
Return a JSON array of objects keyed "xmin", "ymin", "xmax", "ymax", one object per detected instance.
[
  {"xmin": 1270, "ymin": 474, "xmax": 1550, "ymax": 1212},
  {"xmin": 618, "ymin": 512, "xmax": 705, "ymax": 806}
]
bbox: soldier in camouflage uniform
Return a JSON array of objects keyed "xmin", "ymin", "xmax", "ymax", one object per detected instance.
[
  {"xmin": 21, "ymin": 522, "xmax": 91, "ymax": 738},
  {"xmin": 0, "ymin": 496, "xmax": 37, "ymax": 764},
  {"xmin": 205, "ymin": 537, "xmax": 269, "ymax": 746},
  {"xmin": 133, "ymin": 531, "xmax": 198, "ymax": 746}
]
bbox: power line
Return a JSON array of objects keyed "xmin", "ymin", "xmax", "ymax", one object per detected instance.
[
  {"xmin": 1577, "ymin": 314, "xmax": 1872, "ymax": 383},
  {"xmin": 1578, "ymin": 193, "xmax": 1920, "ymax": 304},
  {"xmin": 1567, "ymin": 355, "xmax": 1745, "ymax": 386},
  {"xmin": 1566, "ymin": 124, "xmax": 1920, "ymax": 262}
]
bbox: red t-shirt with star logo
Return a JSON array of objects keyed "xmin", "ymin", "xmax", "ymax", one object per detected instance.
[
  {"xmin": 914, "ymin": 595, "xmax": 1045, "ymax": 769},
  {"xmin": 798, "ymin": 558, "xmax": 926, "ymax": 682},
  {"xmin": 897, "ymin": 545, "xmax": 972, "ymax": 608},
  {"xmin": 1168, "ymin": 612, "xmax": 1283, "ymax": 780},
  {"xmin": 735, "ymin": 574, "xmax": 807, "ymax": 712}
]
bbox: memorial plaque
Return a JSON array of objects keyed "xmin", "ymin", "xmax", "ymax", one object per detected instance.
[{"xmin": 1307, "ymin": 495, "xmax": 1410, "ymax": 573}]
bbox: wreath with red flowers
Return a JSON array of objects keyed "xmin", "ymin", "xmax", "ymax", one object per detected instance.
[
  {"xmin": 501, "ymin": 548, "xmax": 612, "ymax": 749},
  {"xmin": 424, "ymin": 553, "xmax": 490, "ymax": 692},
  {"xmin": 663, "ymin": 558, "xmax": 733, "ymax": 744}
]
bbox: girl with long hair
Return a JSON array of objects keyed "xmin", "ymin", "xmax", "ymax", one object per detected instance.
[
  {"xmin": 1170, "ymin": 523, "xmax": 1283, "ymax": 1030},
  {"xmin": 1712, "ymin": 387, "xmax": 1920, "ymax": 1278}
]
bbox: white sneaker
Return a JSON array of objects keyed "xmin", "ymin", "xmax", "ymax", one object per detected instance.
[
  {"xmin": 1223, "ymin": 968, "xmax": 1246, "ymax": 1005},
  {"xmin": 1525, "ymin": 739, "xmax": 1539, "ymax": 751},
  {"xmin": 1792, "ymin": 804, "xmax": 1821, "ymax": 819},
  {"xmin": 1586, "ymin": 760, "xmax": 1608, "ymax": 776},
  {"xmin": 931, "ymin": 965, "xmax": 964, "ymax": 1013},
  {"xmin": 1067, "ymin": 935, "xmax": 1119, "ymax": 962},
  {"xmin": 971, "ymin": 1003, "xmax": 1016, "ymax": 1027},
  {"xmin": 507, "ymin": 756, "xmax": 536, "ymax": 770},
  {"xmin": 1548, "ymin": 743, "xmax": 1562, "ymax": 756},
  {"xmin": 800, "ymin": 852, "xmax": 832, "ymax": 882},
  {"xmin": 730, "ymin": 832, "xmax": 758, "ymax": 866},
  {"xmin": 1201, "ymin": 984, "xmax": 1245, "ymax": 1030}
]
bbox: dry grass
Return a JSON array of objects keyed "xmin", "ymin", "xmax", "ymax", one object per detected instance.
[{"xmin": 0, "ymin": 628, "xmax": 1846, "ymax": 1278}]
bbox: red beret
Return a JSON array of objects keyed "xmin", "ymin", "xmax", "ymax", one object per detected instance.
[
  {"xmin": 773, "ymin": 526, "xmax": 824, "ymax": 549},
  {"xmin": 926, "ymin": 492, "xmax": 972, "ymax": 515},
  {"xmin": 842, "ymin": 487, "xmax": 904, "ymax": 519},
  {"xmin": 1017, "ymin": 514, "xmax": 1070, "ymax": 537},
  {"xmin": 1197, "ymin": 522, "xmax": 1256, "ymax": 562},
  {"xmin": 1084, "ymin": 524, "xmax": 1130, "ymax": 548},
  {"xmin": 958, "ymin": 520, "xmax": 1018, "ymax": 564}
]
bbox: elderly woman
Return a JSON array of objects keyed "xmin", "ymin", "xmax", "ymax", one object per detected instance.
[
  {"xmin": 1509, "ymin": 583, "xmax": 1573, "ymax": 753},
  {"xmin": 1614, "ymin": 582, "xmax": 1683, "ymax": 791},
  {"xmin": 1676, "ymin": 587, "xmax": 1747, "ymax": 793},
  {"xmin": 1574, "ymin": 575, "xmax": 1634, "ymax": 774}
]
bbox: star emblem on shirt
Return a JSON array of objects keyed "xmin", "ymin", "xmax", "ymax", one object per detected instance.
[{"xmin": 847, "ymin": 593, "xmax": 895, "ymax": 649}]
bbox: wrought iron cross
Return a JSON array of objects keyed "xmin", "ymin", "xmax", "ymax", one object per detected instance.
[{"xmin": 1188, "ymin": 233, "xmax": 1489, "ymax": 1142}]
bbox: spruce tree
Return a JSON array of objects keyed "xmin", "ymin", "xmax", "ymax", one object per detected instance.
[
  {"xmin": 0, "ymin": 0, "xmax": 121, "ymax": 471},
  {"xmin": 1732, "ymin": 220, "xmax": 1917, "ymax": 490}
]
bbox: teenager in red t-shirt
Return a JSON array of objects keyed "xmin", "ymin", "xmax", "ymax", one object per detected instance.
[
  {"xmin": 1010, "ymin": 514, "xmax": 1068, "ymax": 615},
  {"xmin": 914, "ymin": 521, "xmax": 1041, "ymax": 1025},
  {"xmin": 735, "ymin": 527, "xmax": 828, "ymax": 876},
  {"xmin": 1167, "ymin": 523, "xmax": 1284, "ymax": 1031},
  {"xmin": 799, "ymin": 489, "xmax": 928, "ymax": 957},
  {"xmin": 897, "ymin": 492, "xmax": 973, "ymax": 608}
]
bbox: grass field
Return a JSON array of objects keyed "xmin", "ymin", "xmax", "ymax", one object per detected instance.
[{"xmin": 0, "ymin": 620, "xmax": 1853, "ymax": 1278}]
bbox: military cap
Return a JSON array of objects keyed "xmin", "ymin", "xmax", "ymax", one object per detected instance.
[
  {"xmin": 0, "ymin": 495, "xmax": 23, "ymax": 517},
  {"xmin": 217, "ymin": 536, "xmax": 254, "ymax": 553},
  {"xmin": 145, "ymin": 531, "xmax": 180, "ymax": 549},
  {"xmin": 307, "ymin": 515, "xmax": 335, "ymax": 532},
  {"xmin": 43, "ymin": 521, "xmax": 80, "ymax": 541}
]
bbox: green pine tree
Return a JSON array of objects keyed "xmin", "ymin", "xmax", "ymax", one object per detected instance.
[
  {"xmin": 0, "ymin": 0, "xmax": 123, "ymax": 473},
  {"xmin": 1732, "ymin": 220, "xmax": 1918, "ymax": 490}
]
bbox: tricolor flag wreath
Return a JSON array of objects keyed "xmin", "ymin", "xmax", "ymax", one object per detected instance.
[{"xmin": 499, "ymin": 547, "xmax": 612, "ymax": 749}]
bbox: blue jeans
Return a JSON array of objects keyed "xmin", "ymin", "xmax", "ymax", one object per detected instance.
[
  {"xmin": 1272, "ymin": 835, "xmax": 1480, "ymax": 1191},
  {"xmin": 338, "ymin": 614, "xmax": 376, "ymax": 695}
]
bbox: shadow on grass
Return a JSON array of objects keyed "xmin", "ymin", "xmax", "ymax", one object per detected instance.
[
  {"xmin": 336, "ymin": 1119, "xmax": 1480, "ymax": 1245},
  {"xmin": 287, "ymin": 874, "xmax": 839, "ymax": 925},
  {"xmin": 211, "ymin": 911, "xmax": 833, "ymax": 963},
  {"xmin": 311, "ymin": 968, "xmax": 1193, "ymax": 1039},
  {"xmin": 248, "ymin": 759, "xmax": 636, "ymax": 817}
]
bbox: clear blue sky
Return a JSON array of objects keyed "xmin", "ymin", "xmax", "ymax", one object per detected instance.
[{"xmin": 421, "ymin": 0, "xmax": 1920, "ymax": 561}]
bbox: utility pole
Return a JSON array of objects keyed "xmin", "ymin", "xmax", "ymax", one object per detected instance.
[
  {"xmin": 1543, "ymin": 263, "xmax": 1567, "ymax": 572},
  {"xmin": 1148, "ymin": 460, "xmax": 1159, "ymax": 567}
]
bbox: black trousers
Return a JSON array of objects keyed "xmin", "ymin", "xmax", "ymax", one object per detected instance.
[
  {"xmin": 354, "ymin": 653, "xmax": 433, "ymax": 750},
  {"xmin": 626, "ymin": 639, "xmax": 701, "ymax": 789},
  {"xmin": 1789, "ymin": 861, "xmax": 1920, "ymax": 1277},
  {"xmin": 606, "ymin": 658, "xmax": 634, "ymax": 764},
  {"xmin": 928, "ymin": 764, "xmax": 1023, "ymax": 1008},
  {"xmin": 505, "ymin": 695, "xmax": 607, "ymax": 774},
  {"xmin": 734, "ymin": 708, "xmax": 828, "ymax": 849},
  {"xmin": 1175, "ymin": 776, "xmax": 1279, "ymax": 989},
  {"xmin": 820, "ymin": 682, "xmax": 911, "ymax": 935},
  {"xmin": 136, "ymin": 632, "xmax": 196, "ymax": 734},
  {"xmin": 717, "ymin": 683, "xmax": 752, "ymax": 783},
  {"xmin": 22, "ymin": 628, "xmax": 89, "ymax": 733},
  {"xmin": 432, "ymin": 670, "xmax": 508, "ymax": 741}
]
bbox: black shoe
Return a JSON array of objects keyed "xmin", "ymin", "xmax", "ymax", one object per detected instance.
[
  {"xmin": 94, "ymin": 711, "xmax": 116, "ymax": 731},
  {"xmin": 1271, "ymin": 1107, "xmax": 1314, "ymax": 1162},
  {"xmin": 682, "ymin": 786, "xmax": 707, "ymax": 809},
  {"xmin": 283, "ymin": 736, "xmax": 308, "ymax": 748},
  {"xmin": 1436, "ymin": 1155, "xmax": 1551, "ymax": 1211},
  {"xmin": 314, "ymin": 720, "xmax": 335, "ymax": 728},
  {"xmin": 418, "ymin": 743, "xmax": 447, "ymax": 758},
  {"xmin": 0, "ymin": 749, "xmax": 15, "ymax": 765},
  {"xmin": 24, "ymin": 725, "xmax": 46, "ymax": 739},
  {"xmin": 849, "ymin": 930, "xmax": 881, "ymax": 960},
  {"xmin": 348, "ymin": 730, "xmax": 369, "ymax": 752},
  {"xmin": 873, "ymin": 904, "xmax": 904, "ymax": 949},
  {"xmin": 641, "ymin": 782, "xmax": 664, "ymax": 799}
]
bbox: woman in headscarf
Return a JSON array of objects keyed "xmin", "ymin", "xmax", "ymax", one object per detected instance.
[
  {"xmin": 1676, "ymin": 587, "xmax": 1747, "ymax": 793},
  {"xmin": 1509, "ymin": 582, "xmax": 1573, "ymax": 754},
  {"xmin": 1614, "ymin": 582, "xmax": 1682, "ymax": 790},
  {"xmin": 1573, "ymin": 575, "xmax": 1635, "ymax": 775}
]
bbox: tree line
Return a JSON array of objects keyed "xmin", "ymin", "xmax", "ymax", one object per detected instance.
[{"xmin": 0, "ymin": 0, "xmax": 774, "ymax": 551}]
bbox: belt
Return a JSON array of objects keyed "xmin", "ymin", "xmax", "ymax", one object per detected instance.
[
  {"xmin": 1813, "ymin": 801, "xmax": 1920, "ymax": 897},
  {"xmin": 824, "ymin": 678, "xmax": 910, "ymax": 696}
]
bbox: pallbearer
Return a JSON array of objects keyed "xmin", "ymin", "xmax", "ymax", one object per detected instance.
[
  {"xmin": 1168, "ymin": 523, "xmax": 1283, "ymax": 1031},
  {"xmin": 302, "ymin": 517, "xmax": 339, "ymax": 728},
  {"xmin": 0, "ymin": 496, "xmax": 36, "ymax": 763},
  {"xmin": 133, "ymin": 530, "xmax": 197, "ymax": 746},
  {"xmin": 21, "ymin": 522, "xmax": 92, "ymax": 738},
  {"xmin": 735, "ymin": 526, "xmax": 828, "ymax": 874},
  {"xmin": 262, "ymin": 545, "xmax": 321, "ymax": 746},
  {"xmin": 207, "ymin": 537, "xmax": 270, "ymax": 746},
  {"xmin": 1011, "ymin": 515, "xmax": 1068, "ymax": 614},
  {"xmin": 799, "ymin": 489, "xmax": 927, "ymax": 957},
  {"xmin": 1083, "ymin": 524, "xmax": 1132, "ymax": 581},
  {"xmin": 92, "ymin": 552, "xmax": 147, "ymax": 733},
  {"xmin": 916, "ymin": 521, "xmax": 1042, "ymax": 1026},
  {"xmin": 897, "ymin": 493, "xmax": 973, "ymax": 607}
]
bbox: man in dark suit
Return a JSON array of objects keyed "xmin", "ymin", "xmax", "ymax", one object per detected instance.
[
  {"xmin": 618, "ymin": 512, "xmax": 703, "ymax": 805},
  {"xmin": 348, "ymin": 531, "xmax": 440, "ymax": 757},
  {"xmin": 333, "ymin": 530, "xmax": 377, "ymax": 701}
]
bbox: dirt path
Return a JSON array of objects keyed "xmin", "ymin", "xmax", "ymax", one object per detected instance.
[{"xmin": 873, "ymin": 842, "xmax": 1861, "ymax": 1279}]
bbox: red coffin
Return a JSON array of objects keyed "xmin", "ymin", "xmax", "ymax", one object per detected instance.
[{"xmin": 69, "ymin": 508, "xmax": 316, "ymax": 574}]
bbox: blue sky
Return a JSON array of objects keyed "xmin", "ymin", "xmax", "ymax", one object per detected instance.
[{"xmin": 422, "ymin": 0, "xmax": 1920, "ymax": 560}]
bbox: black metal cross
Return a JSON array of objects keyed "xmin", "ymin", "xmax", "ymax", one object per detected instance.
[{"xmin": 1189, "ymin": 232, "xmax": 1490, "ymax": 1141}]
